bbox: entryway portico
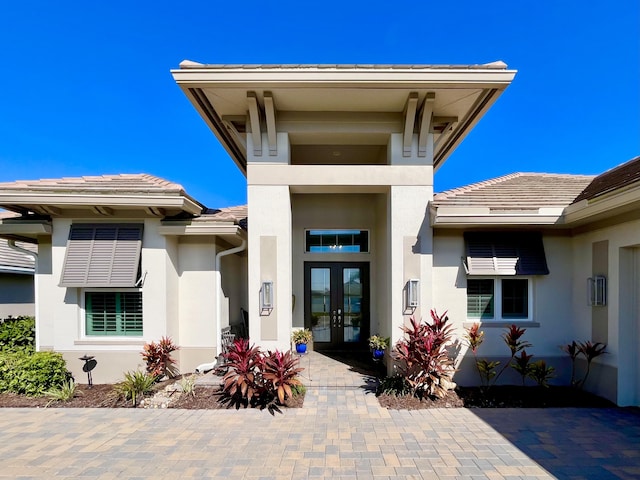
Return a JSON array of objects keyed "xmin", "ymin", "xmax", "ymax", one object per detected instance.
[{"xmin": 172, "ymin": 62, "xmax": 516, "ymax": 363}]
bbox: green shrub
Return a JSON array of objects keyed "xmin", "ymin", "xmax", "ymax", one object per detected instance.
[
  {"xmin": 179, "ymin": 374, "xmax": 198, "ymax": 397},
  {"xmin": 0, "ymin": 316, "xmax": 35, "ymax": 353},
  {"xmin": 0, "ymin": 351, "xmax": 70, "ymax": 396},
  {"xmin": 44, "ymin": 379, "xmax": 81, "ymax": 406},
  {"xmin": 376, "ymin": 375, "xmax": 412, "ymax": 397},
  {"xmin": 115, "ymin": 370, "xmax": 156, "ymax": 407}
]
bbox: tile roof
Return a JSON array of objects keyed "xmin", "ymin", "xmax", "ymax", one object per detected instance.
[
  {"xmin": 433, "ymin": 173, "xmax": 595, "ymax": 210},
  {"xmin": 572, "ymin": 156, "xmax": 640, "ymax": 203},
  {"xmin": 0, "ymin": 174, "xmax": 189, "ymax": 196},
  {"xmin": 200, "ymin": 206, "xmax": 248, "ymax": 229},
  {"xmin": 0, "ymin": 239, "xmax": 36, "ymax": 272},
  {"xmin": 178, "ymin": 61, "xmax": 510, "ymax": 71}
]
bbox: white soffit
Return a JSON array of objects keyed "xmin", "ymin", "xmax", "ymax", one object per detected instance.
[{"xmin": 172, "ymin": 63, "xmax": 517, "ymax": 172}]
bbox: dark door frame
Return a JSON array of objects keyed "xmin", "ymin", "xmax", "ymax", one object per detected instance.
[{"xmin": 304, "ymin": 261, "xmax": 370, "ymax": 351}]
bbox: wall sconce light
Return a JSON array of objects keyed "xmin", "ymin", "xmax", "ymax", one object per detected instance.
[
  {"xmin": 588, "ymin": 276, "xmax": 606, "ymax": 306},
  {"xmin": 260, "ymin": 281, "xmax": 274, "ymax": 313},
  {"xmin": 406, "ymin": 279, "xmax": 420, "ymax": 309}
]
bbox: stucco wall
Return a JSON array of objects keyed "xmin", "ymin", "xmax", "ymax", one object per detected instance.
[
  {"xmin": 432, "ymin": 231, "xmax": 577, "ymax": 386},
  {"xmin": 571, "ymin": 218, "xmax": 640, "ymax": 405},
  {"xmin": 32, "ymin": 216, "xmax": 247, "ymax": 383},
  {"xmin": 0, "ymin": 273, "xmax": 34, "ymax": 318},
  {"xmin": 247, "ymin": 184, "xmax": 292, "ymax": 351},
  {"xmin": 291, "ymin": 193, "xmax": 384, "ymax": 338}
]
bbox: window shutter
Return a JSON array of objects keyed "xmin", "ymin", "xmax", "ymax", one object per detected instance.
[
  {"xmin": 60, "ymin": 224, "xmax": 143, "ymax": 287},
  {"xmin": 464, "ymin": 232, "xmax": 548, "ymax": 276}
]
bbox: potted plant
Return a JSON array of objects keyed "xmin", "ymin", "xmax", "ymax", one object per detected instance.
[
  {"xmin": 368, "ymin": 335, "xmax": 389, "ymax": 360},
  {"xmin": 291, "ymin": 328, "xmax": 313, "ymax": 354}
]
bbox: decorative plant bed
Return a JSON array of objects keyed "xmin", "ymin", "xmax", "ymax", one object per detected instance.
[
  {"xmin": 0, "ymin": 377, "xmax": 305, "ymax": 410},
  {"xmin": 377, "ymin": 385, "xmax": 617, "ymax": 410}
]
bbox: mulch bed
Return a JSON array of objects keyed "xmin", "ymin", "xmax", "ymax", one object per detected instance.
[
  {"xmin": 0, "ymin": 383, "xmax": 615, "ymax": 410},
  {"xmin": 377, "ymin": 385, "xmax": 617, "ymax": 410},
  {"xmin": 0, "ymin": 379, "xmax": 304, "ymax": 410}
]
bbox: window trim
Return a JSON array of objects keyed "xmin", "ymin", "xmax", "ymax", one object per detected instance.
[
  {"xmin": 466, "ymin": 277, "xmax": 534, "ymax": 322},
  {"xmin": 304, "ymin": 229, "xmax": 370, "ymax": 254},
  {"xmin": 82, "ymin": 288, "xmax": 143, "ymax": 338}
]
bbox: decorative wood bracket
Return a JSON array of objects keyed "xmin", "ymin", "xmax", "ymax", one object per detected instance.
[
  {"xmin": 403, "ymin": 92, "xmax": 419, "ymax": 157},
  {"xmin": 92, "ymin": 206, "xmax": 114, "ymax": 216},
  {"xmin": 247, "ymin": 92, "xmax": 262, "ymax": 156},
  {"xmin": 263, "ymin": 92, "xmax": 277, "ymax": 156},
  {"xmin": 418, "ymin": 92, "xmax": 435, "ymax": 157}
]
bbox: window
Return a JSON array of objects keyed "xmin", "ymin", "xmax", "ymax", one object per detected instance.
[
  {"xmin": 85, "ymin": 291, "xmax": 143, "ymax": 336},
  {"xmin": 467, "ymin": 278, "xmax": 531, "ymax": 321},
  {"xmin": 502, "ymin": 279, "xmax": 528, "ymax": 319},
  {"xmin": 305, "ymin": 230, "xmax": 369, "ymax": 253},
  {"xmin": 467, "ymin": 279, "xmax": 494, "ymax": 319}
]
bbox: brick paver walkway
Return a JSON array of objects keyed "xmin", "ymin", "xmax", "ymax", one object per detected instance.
[{"xmin": 0, "ymin": 351, "xmax": 638, "ymax": 479}]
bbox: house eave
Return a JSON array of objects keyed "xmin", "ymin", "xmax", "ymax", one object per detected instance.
[
  {"xmin": 0, "ymin": 194, "xmax": 203, "ymax": 216},
  {"xmin": 0, "ymin": 266, "xmax": 35, "ymax": 275},
  {"xmin": 430, "ymin": 204, "xmax": 565, "ymax": 228},
  {"xmin": 0, "ymin": 220, "xmax": 52, "ymax": 239},
  {"xmin": 431, "ymin": 215, "xmax": 564, "ymax": 228},
  {"xmin": 172, "ymin": 64, "xmax": 516, "ymax": 173},
  {"xmin": 563, "ymin": 183, "xmax": 640, "ymax": 225},
  {"xmin": 158, "ymin": 222, "xmax": 247, "ymax": 246}
]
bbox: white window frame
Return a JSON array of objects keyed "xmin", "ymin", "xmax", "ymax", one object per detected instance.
[
  {"xmin": 467, "ymin": 277, "xmax": 534, "ymax": 322},
  {"xmin": 81, "ymin": 287, "xmax": 144, "ymax": 339}
]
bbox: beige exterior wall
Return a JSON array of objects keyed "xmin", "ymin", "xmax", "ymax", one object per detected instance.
[
  {"xmin": 571, "ymin": 218, "xmax": 640, "ymax": 405},
  {"xmin": 291, "ymin": 193, "xmax": 384, "ymax": 335},
  {"xmin": 34, "ymin": 217, "xmax": 246, "ymax": 384},
  {"xmin": 246, "ymin": 129, "xmax": 435, "ymax": 360},
  {"xmin": 247, "ymin": 184, "xmax": 292, "ymax": 351},
  {"xmin": 432, "ymin": 231, "xmax": 576, "ymax": 385}
]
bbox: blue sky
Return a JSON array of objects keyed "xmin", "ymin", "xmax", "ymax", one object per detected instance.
[{"xmin": 0, "ymin": 1, "xmax": 638, "ymax": 208}]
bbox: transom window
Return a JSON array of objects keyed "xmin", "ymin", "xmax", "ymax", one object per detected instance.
[
  {"xmin": 85, "ymin": 291, "xmax": 143, "ymax": 336},
  {"xmin": 305, "ymin": 230, "xmax": 369, "ymax": 253},
  {"xmin": 467, "ymin": 278, "xmax": 530, "ymax": 321}
]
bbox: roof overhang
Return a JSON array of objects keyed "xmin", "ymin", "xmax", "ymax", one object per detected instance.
[
  {"xmin": 172, "ymin": 62, "xmax": 516, "ymax": 174},
  {"xmin": 429, "ymin": 205, "xmax": 566, "ymax": 228},
  {"xmin": 563, "ymin": 182, "xmax": 640, "ymax": 227},
  {"xmin": 0, "ymin": 218, "xmax": 52, "ymax": 242},
  {"xmin": 0, "ymin": 193, "xmax": 203, "ymax": 217},
  {"xmin": 158, "ymin": 220, "xmax": 247, "ymax": 247}
]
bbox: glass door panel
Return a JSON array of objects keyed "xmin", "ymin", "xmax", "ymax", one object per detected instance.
[
  {"xmin": 310, "ymin": 268, "xmax": 331, "ymax": 342},
  {"xmin": 343, "ymin": 267, "xmax": 362, "ymax": 343},
  {"xmin": 305, "ymin": 262, "xmax": 369, "ymax": 350}
]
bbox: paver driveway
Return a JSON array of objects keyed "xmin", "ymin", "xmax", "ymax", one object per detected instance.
[{"xmin": 0, "ymin": 351, "xmax": 638, "ymax": 479}]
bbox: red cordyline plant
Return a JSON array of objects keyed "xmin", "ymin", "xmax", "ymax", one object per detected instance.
[
  {"xmin": 562, "ymin": 340, "xmax": 606, "ymax": 389},
  {"xmin": 393, "ymin": 310, "xmax": 456, "ymax": 400},
  {"xmin": 511, "ymin": 350, "xmax": 534, "ymax": 386},
  {"xmin": 492, "ymin": 325, "xmax": 532, "ymax": 385},
  {"xmin": 222, "ymin": 338, "xmax": 304, "ymax": 410},
  {"xmin": 222, "ymin": 338, "xmax": 263, "ymax": 402},
  {"xmin": 262, "ymin": 350, "xmax": 304, "ymax": 404},
  {"xmin": 464, "ymin": 323, "xmax": 490, "ymax": 386},
  {"xmin": 464, "ymin": 324, "xmax": 533, "ymax": 388},
  {"xmin": 142, "ymin": 336, "xmax": 179, "ymax": 379},
  {"xmin": 528, "ymin": 360, "xmax": 555, "ymax": 387}
]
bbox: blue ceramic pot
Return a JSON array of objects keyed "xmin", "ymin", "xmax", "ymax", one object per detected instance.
[
  {"xmin": 296, "ymin": 343, "xmax": 307, "ymax": 354},
  {"xmin": 373, "ymin": 348, "xmax": 385, "ymax": 360}
]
